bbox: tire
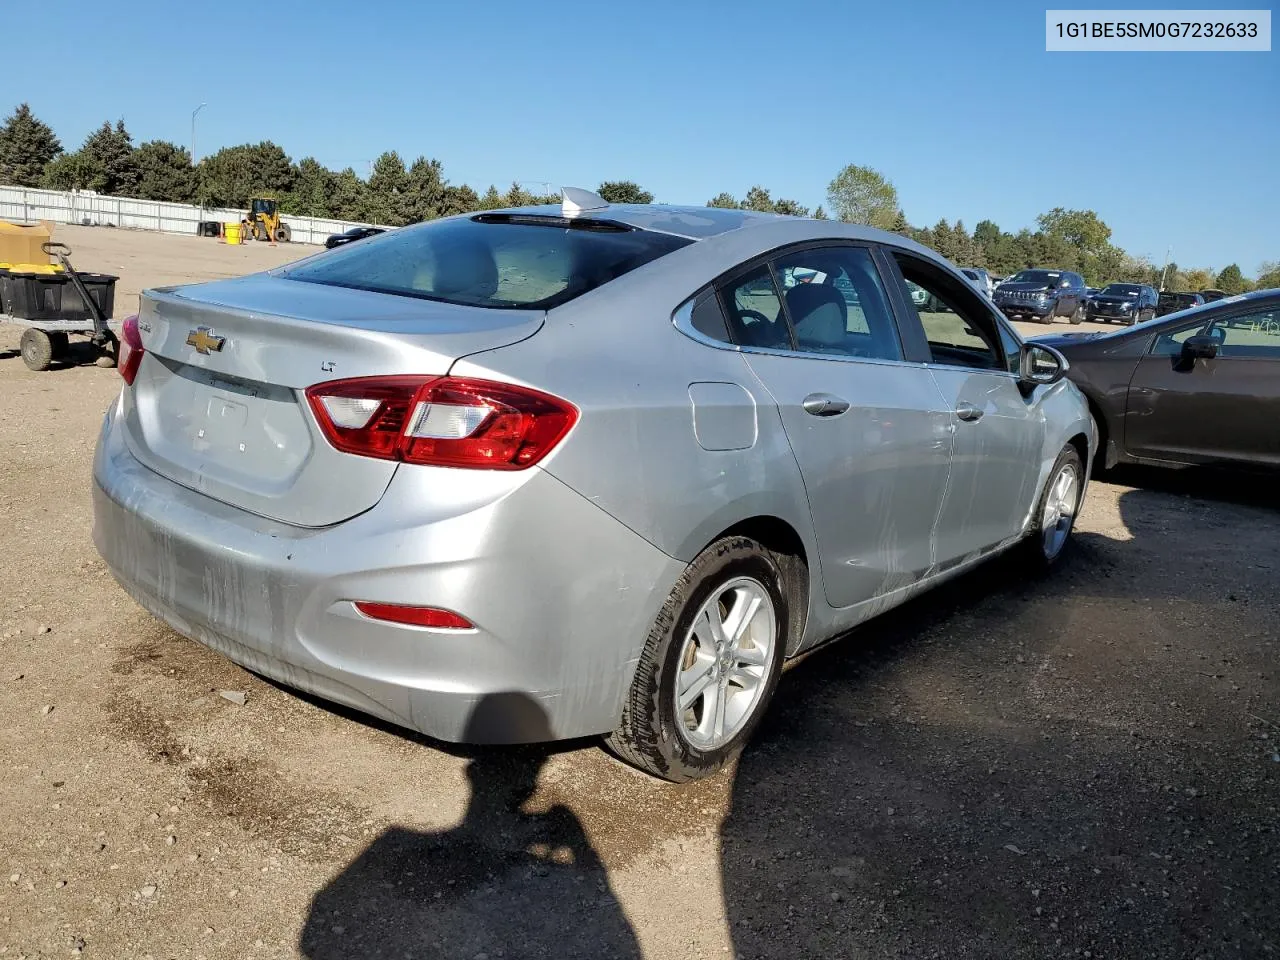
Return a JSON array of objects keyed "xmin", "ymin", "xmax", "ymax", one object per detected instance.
[
  {"xmin": 1021, "ymin": 444, "xmax": 1084, "ymax": 572},
  {"xmin": 1070, "ymin": 304, "xmax": 1085, "ymax": 325},
  {"xmin": 19, "ymin": 328, "xmax": 54, "ymax": 371},
  {"xmin": 47, "ymin": 331, "xmax": 70, "ymax": 360},
  {"xmin": 607, "ymin": 536, "xmax": 790, "ymax": 782},
  {"xmin": 1038, "ymin": 309, "xmax": 1055, "ymax": 325},
  {"xmin": 275, "ymin": 223, "xmax": 291, "ymax": 243}
]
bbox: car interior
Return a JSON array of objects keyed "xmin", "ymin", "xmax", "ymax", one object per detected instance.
[{"xmin": 720, "ymin": 249, "xmax": 902, "ymax": 360}]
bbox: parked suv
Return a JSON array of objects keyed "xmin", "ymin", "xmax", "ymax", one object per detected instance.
[
  {"xmin": 1086, "ymin": 283, "xmax": 1158, "ymax": 325},
  {"xmin": 993, "ymin": 269, "xmax": 1087, "ymax": 324},
  {"xmin": 1156, "ymin": 290, "xmax": 1205, "ymax": 317}
]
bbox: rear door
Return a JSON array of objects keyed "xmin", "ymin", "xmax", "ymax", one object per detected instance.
[
  {"xmin": 1125, "ymin": 302, "xmax": 1280, "ymax": 466},
  {"xmin": 721, "ymin": 244, "xmax": 953, "ymax": 608},
  {"xmin": 882, "ymin": 250, "xmax": 1044, "ymax": 565}
]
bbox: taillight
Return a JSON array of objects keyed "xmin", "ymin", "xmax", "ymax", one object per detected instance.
[
  {"xmin": 305, "ymin": 375, "xmax": 578, "ymax": 470},
  {"xmin": 353, "ymin": 601, "xmax": 474, "ymax": 629},
  {"xmin": 118, "ymin": 314, "xmax": 144, "ymax": 385}
]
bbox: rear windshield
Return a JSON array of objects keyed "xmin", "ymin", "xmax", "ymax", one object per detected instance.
[
  {"xmin": 1102, "ymin": 284, "xmax": 1142, "ymax": 296},
  {"xmin": 283, "ymin": 214, "xmax": 693, "ymax": 309}
]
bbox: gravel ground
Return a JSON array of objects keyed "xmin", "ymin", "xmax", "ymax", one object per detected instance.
[{"xmin": 0, "ymin": 227, "xmax": 1275, "ymax": 959}]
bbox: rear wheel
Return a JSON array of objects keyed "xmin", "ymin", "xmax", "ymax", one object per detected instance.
[
  {"xmin": 608, "ymin": 536, "xmax": 789, "ymax": 782},
  {"xmin": 19, "ymin": 329, "xmax": 53, "ymax": 371},
  {"xmin": 1021, "ymin": 444, "xmax": 1083, "ymax": 571},
  {"xmin": 1070, "ymin": 304, "xmax": 1085, "ymax": 325}
]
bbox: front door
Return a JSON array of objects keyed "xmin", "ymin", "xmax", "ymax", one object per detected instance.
[
  {"xmin": 884, "ymin": 251, "xmax": 1044, "ymax": 565},
  {"xmin": 720, "ymin": 247, "xmax": 953, "ymax": 609},
  {"xmin": 1126, "ymin": 304, "xmax": 1280, "ymax": 467}
]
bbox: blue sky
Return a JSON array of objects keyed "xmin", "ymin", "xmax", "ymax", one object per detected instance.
[{"xmin": 7, "ymin": 0, "xmax": 1277, "ymax": 273}]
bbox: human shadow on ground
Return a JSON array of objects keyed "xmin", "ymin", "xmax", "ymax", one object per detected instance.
[
  {"xmin": 298, "ymin": 692, "xmax": 641, "ymax": 960},
  {"xmin": 720, "ymin": 479, "xmax": 1279, "ymax": 958}
]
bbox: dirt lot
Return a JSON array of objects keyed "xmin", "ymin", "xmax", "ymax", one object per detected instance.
[{"xmin": 1, "ymin": 228, "xmax": 1276, "ymax": 959}]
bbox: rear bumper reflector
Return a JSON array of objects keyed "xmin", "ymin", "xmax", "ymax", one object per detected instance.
[{"xmin": 353, "ymin": 602, "xmax": 474, "ymax": 630}]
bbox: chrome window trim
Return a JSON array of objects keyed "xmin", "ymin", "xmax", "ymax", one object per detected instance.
[{"xmin": 672, "ymin": 298, "xmax": 1026, "ymax": 376}]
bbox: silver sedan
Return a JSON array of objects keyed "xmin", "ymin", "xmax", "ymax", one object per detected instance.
[{"xmin": 93, "ymin": 190, "xmax": 1093, "ymax": 781}]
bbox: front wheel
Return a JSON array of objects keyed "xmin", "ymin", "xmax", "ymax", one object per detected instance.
[
  {"xmin": 274, "ymin": 223, "xmax": 291, "ymax": 243},
  {"xmin": 1070, "ymin": 304, "xmax": 1085, "ymax": 325},
  {"xmin": 1021, "ymin": 444, "xmax": 1084, "ymax": 572},
  {"xmin": 608, "ymin": 536, "xmax": 789, "ymax": 782}
]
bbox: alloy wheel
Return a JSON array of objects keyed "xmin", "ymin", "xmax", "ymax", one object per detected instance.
[
  {"xmin": 673, "ymin": 577, "xmax": 778, "ymax": 751},
  {"xmin": 1041, "ymin": 464, "xmax": 1079, "ymax": 559}
]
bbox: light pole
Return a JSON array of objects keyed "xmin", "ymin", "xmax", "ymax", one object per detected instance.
[
  {"xmin": 1158, "ymin": 245, "xmax": 1172, "ymax": 292},
  {"xmin": 190, "ymin": 102, "xmax": 207, "ymax": 166}
]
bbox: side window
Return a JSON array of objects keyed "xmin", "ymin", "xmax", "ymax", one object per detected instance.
[
  {"xmin": 1213, "ymin": 309, "xmax": 1280, "ymax": 357},
  {"xmin": 720, "ymin": 266, "xmax": 792, "ymax": 351},
  {"xmin": 690, "ymin": 294, "xmax": 732, "ymax": 343},
  {"xmin": 995, "ymin": 318, "xmax": 1024, "ymax": 374},
  {"xmin": 891, "ymin": 253, "xmax": 1004, "ymax": 370},
  {"xmin": 770, "ymin": 246, "xmax": 902, "ymax": 361},
  {"xmin": 1152, "ymin": 318, "xmax": 1210, "ymax": 355},
  {"xmin": 1151, "ymin": 309, "xmax": 1280, "ymax": 357}
]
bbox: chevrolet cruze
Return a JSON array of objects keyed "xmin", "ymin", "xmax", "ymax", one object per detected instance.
[{"xmin": 93, "ymin": 190, "xmax": 1094, "ymax": 781}]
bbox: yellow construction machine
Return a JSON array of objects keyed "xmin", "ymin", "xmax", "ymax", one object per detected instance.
[{"xmin": 241, "ymin": 198, "xmax": 292, "ymax": 243}]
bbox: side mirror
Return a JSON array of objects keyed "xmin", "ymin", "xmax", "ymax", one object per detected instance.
[
  {"xmin": 1019, "ymin": 342, "xmax": 1069, "ymax": 386},
  {"xmin": 1182, "ymin": 335, "xmax": 1219, "ymax": 360}
]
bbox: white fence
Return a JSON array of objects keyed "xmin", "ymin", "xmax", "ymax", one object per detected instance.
[{"xmin": 0, "ymin": 184, "xmax": 387, "ymax": 247}]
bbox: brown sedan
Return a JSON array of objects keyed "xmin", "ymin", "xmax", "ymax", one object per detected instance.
[{"xmin": 1039, "ymin": 289, "xmax": 1280, "ymax": 471}]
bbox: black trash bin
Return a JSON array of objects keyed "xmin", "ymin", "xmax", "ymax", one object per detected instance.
[
  {"xmin": 60, "ymin": 273, "xmax": 118, "ymax": 322},
  {"xmin": 0, "ymin": 269, "xmax": 67, "ymax": 320}
]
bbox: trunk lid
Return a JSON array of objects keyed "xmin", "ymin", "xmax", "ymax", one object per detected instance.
[{"xmin": 120, "ymin": 274, "xmax": 543, "ymax": 527}]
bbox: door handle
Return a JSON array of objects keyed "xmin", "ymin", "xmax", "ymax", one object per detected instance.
[
  {"xmin": 802, "ymin": 393, "xmax": 850, "ymax": 417},
  {"xmin": 955, "ymin": 402, "xmax": 984, "ymax": 422}
]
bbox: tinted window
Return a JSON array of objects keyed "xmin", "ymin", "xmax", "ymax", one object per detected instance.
[
  {"xmin": 1102, "ymin": 284, "xmax": 1143, "ymax": 297},
  {"xmin": 284, "ymin": 215, "xmax": 692, "ymax": 310},
  {"xmin": 722, "ymin": 266, "xmax": 792, "ymax": 350},
  {"xmin": 1152, "ymin": 306, "xmax": 1280, "ymax": 357},
  {"xmin": 893, "ymin": 254, "xmax": 1003, "ymax": 370},
  {"xmin": 1214, "ymin": 309, "xmax": 1280, "ymax": 357},
  {"xmin": 690, "ymin": 295, "xmax": 731, "ymax": 343},
  {"xmin": 770, "ymin": 246, "xmax": 902, "ymax": 361}
]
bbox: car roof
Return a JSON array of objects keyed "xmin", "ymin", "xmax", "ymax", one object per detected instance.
[{"xmin": 485, "ymin": 202, "xmax": 933, "ymax": 249}]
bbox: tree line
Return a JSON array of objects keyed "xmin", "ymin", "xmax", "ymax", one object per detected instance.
[{"xmin": 1, "ymin": 103, "xmax": 1274, "ymax": 293}]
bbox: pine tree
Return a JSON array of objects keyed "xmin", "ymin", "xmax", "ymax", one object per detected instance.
[
  {"xmin": 135, "ymin": 140, "xmax": 194, "ymax": 202},
  {"xmin": 0, "ymin": 103, "xmax": 63, "ymax": 187},
  {"xmin": 81, "ymin": 120, "xmax": 139, "ymax": 195},
  {"xmin": 890, "ymin": 210, "xmax": 910, "ymax": 235},
  {"xmin": 478, "ymin": 185, "xmax": 505, "ymax": 210},
  {"xmin": 402, "ymin": 156, "xmax": 446, "ymax": 223}
]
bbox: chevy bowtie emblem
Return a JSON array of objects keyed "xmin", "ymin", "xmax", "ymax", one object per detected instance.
[{"xmin": 186, "ymin": 326, "xmax": 225, "ymax": 355}]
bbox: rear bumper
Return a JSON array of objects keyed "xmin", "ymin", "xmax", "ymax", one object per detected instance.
[{"xmin": 92, "ymin": 395, "xmax": 683, "ymax": 744}]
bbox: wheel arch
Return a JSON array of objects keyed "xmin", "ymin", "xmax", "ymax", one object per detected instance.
[{"xmin": 695, "ymin": 514, "xmax": 812, "ymax": 657}]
